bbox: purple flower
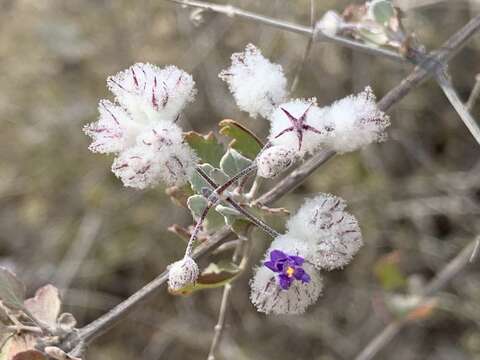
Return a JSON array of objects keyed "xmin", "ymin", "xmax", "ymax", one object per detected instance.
[{"xmin": 264, "ymin": 249, "xmax": 311, "ymax": 290}]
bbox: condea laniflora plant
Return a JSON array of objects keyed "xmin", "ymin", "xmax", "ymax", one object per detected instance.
[
  {"xmin": 84, "ymin": 44, "xmax": 388, "ymax": 315},
  {"xmin": 4, "ymin": 0, "xmax": 478, "ymax": 358}
]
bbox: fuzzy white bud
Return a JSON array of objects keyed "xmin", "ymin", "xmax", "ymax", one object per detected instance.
[
  {"xmin": 316, "ymin": 10, "xmax": 344, "ymax": 37},
  {"xmin": 220, "ymin": 44, "xmax": 288, "ymax": 118},
  {"xmin": 107, "ymin": 63, "xmax": 196, "ymax": 122},
  {"xmin": 322, "ymin": 87, "xmax": 390, "ymax": 153},
  {"xmin": 256, "ymin": 145, "xmax": 297, "ymax": 178},
  {"xmin": 287, "ymin": 193, "xmax": 363, "ymax": 270},
  {"xmin": 168, "ymin": 256, "xmax": 200, "ymax": 292}
]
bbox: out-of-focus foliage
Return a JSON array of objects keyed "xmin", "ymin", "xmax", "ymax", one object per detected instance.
[{"xmin": 1, "ymin": 0, "xmax": 480, "ymax": 359}]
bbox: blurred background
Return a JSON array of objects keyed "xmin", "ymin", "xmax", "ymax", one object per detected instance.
[{"xmin": 1, "ymin": 0, "xmax": 480, "ymax": 359}]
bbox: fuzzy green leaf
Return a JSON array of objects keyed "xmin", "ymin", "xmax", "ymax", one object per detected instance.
[
  {"xmin": 371, "ymin": 0, "xmax": 395, "ymax": 25},
  {"xmin": 219, "ymin": 119, "xmax": 263, "ymax": 159},
  {"xmin": 184, "ymin": 131, "xmax": 224, "ymax": 167},
  {"xmin": 186, "ymin": 195, "xmax": 225, "ymax": 232},
  {"xmin": 220, "ymin": 149, "xmax": 252, "ymax": 177},
  {"xmin": 0, "ymin": 268, "xmax": 25, "ymax": 310}
]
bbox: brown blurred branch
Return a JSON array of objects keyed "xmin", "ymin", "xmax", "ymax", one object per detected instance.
[
  {"xmin": 168, "ymin": 0, "xmax": 480, "ymax": 143},
  {"xmin": 59, "ymin": 11, "xmax": 480, "ymax": 356},
  {"xmin": 355, "ymin": 238, "xmax": 478, "ymax": 360}
]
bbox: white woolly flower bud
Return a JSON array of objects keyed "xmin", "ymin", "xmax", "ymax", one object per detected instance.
[
  {"xmin": 322, "ymin": 87, "xmax": 390, "ymax": 153},
  {"xmin": 111, "ymin": 123, "xmax": 198, "ymax": 189},
  {"xmin": 159, "ymin": 143, "xmax": 198, "ymax": 186},
  {"xmin": 168, "ymin": 256, "xmax": 199, "ymax": 292},
  {"xmin": 256, "ymin": 145, "xmax": 297, "ymax": 178},
  {"xmin": 85, "ymin": 64, "xmax": 198, "ymax": 189},
  {"xmin": 268, "ymin": 99, "xmax": 331, "ymax": 156},
  {"xmin": 220, "ymin": 44, "xmax": 288, "ymax": 118},
  {"xmin": 83, "ymin": 100, "xmax": 143, "ymax": 154},
  {"xmin": 286, "ymin": 193, "xmax": 363, "ymax": 270},
  {"xmin": 107, "ymin": 63, "xmax": 196, "ymax": 122},
  {"xmin": 111, "ymin": 145, "xmax": 158, "ymax": 190},
  {"xmin": 250, "ymin": 235, "xmax": 323, "ymax": 315},
  {"xmin": 316, "ymin": 10, "xmax": 344, "ymax": 37}
]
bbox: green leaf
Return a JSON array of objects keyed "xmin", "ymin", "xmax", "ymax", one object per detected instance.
[
  {"xmin": 171, "ymin": 261, "xmax": 241, "ymax": 295},
  {"xmin": 0, "ymin": 268, "xmax": 25, "ymax": 310},
  {"xmin": 187, "ymin": 195, "xmax": 208, "ymax": 218},
  {"xmin": 220, "ymin": 149, "xmax": 252, "ymax": 177},
  {"xmin": 356, "ymin": 22, "xmax": 389, "ymax": 47},
  {"xmin": 219, "ymin": 119, "xmax": 263, "ymax": 159},
  {"xmin": 189, "ymin": 164, "xmax": 230, "ymax": 195},
  {"xmin": 215, "ymin": 204, "xmax": 242, "ymax": 217},
  {"xmin": 370, "ymin": 0, "xmax": 395, "ymax": 25},
  {"xmin": 190, "ymin": 164, "xmax": 215, "ymax": 194},
  {"xmin": 184, "ymin": 131, "xmax": 224, "ymax": 167},
  {"xmin": 186, "ymin": 195, "xmax": 225, "ymax": 232},
  {"xmin": 373, "ymin": 252, "xmax": 406, "ymax": 291}
]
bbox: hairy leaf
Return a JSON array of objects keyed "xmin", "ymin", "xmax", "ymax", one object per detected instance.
[
  {"xmin": 220, "ymin": 149, "xmax": 252, "ymax": 177},
  {"xmin": 187, "ymin": 195, "xmax": 225, "ymax": 232},
  {"xmin": 184, "ymin": 131, "xmax": 224, "ymax": 167},
  {"xmin": 371, "ymin": 0, "xmax": 395, "ymax": 25},
  {"xmin": 24, "ymin": 284, "xmax": 61, "ymax": 328},
  {"xmin": 373, "ymin": 251, "xmax": 406, "ymax": 291},
  {"xmin": 218, "ymin": 119, "xmax": 263, "ymax": 159},
  {"xmin": 0, "ymin": 268, "xmax": 25, "ymax": 310}
]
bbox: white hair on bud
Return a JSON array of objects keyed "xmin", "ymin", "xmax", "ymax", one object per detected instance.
[
  {"xmin": 322, "ymin": 87, "xmax": 390, "ymax": 153},
  {"xmin": 316, "ymin": 10, "xmax": 344, "ymax": 37},
  {"xmin": 250, "ymin": 263, "xmax": 323, "ymax": 315},
  {"xmin": 168, "ymin": 256, "xmax": 199, "ymax": 292},
  {"xmin": 268, "ymin": 99, "xmax": 331, "ymax": 157},
  {"xmin": 286, "ymin": 193, "xmax": 363, "ymax": 270},
  {"xmin": 220, "ymin": 44, "xmax": 288, "ymax": 119},
  {"xmin": 256, "ymin": 145, "xmax": 298, "ymax": 178},
  {"xmin": 107, "ymin": 63, "xmax": 196, "ymax": 122},
  {"xmin": 83, "ymin": 100, "xmax": 142, "ymax": 154},
  {"xmin": 85, "ymin": 63, "xmax": 198, "ymax": 189}
]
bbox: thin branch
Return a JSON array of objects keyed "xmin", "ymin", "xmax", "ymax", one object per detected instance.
[
  {"xmin": 54, "ymin": 213, "xmax": 103, "ymax": 289},
  {"xmin": 290, "ymin": 0, "xmax": 316, "ymax": 92},
  {"xmin": 165, "ymin": 0, "xmax": 404, "ymax": 62},
  {"xmin": 466, "ymin": 73, "xmax": 480, "ymax": 111},
  {"xmin": 355, "ymin": 238, "xmax": 477, "ymax": 360},
  {"xmin": 207, "ymin": 283, "xmax": 232, "ymax": 360},
  {"xmin": 195, "ymin": 167, "xmax": 280, "ymax": 238},
  {"xmin": 435, "ymin": 70, "xmax": 480, "ymax": 144}
]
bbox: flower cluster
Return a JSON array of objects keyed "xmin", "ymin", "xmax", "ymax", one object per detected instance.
[
  {"xmin": 84, "ymin": 63, "xmax": 198, "ymax": 189},
  {"xmin": 250, "ymin": 193, "xmax": 362, "ymax": 314},
  {"xmin": 220, "ymin": 44, "xmax": 390, "ymax": 178}
]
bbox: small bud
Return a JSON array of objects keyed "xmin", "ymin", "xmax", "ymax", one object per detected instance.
[
  {"xmin": 256, "ymin": 146, "xmax": 297, "ymax": 178},
  {"xmin": 322, "ymin": 87, "xmax": 390, "ymax": 153},
  {"xmin": 316, "ymin": 10, "xmax": 343, "ymax": 37},
  {"xmin": 168, "ymin": 256, "xmax": 199, "ymax": 292},
  {"xmin": 287, "ymin": 193, "xmax": 363, "ymax": 270},
  {"xmin": 220, "ymin": 44, "xmax": 288, "ymax": 119}
]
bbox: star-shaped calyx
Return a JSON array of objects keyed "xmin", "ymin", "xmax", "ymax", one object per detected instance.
[{"xmin": 272, "ymin": 102, "xmax": 325, "ymax": 151}]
